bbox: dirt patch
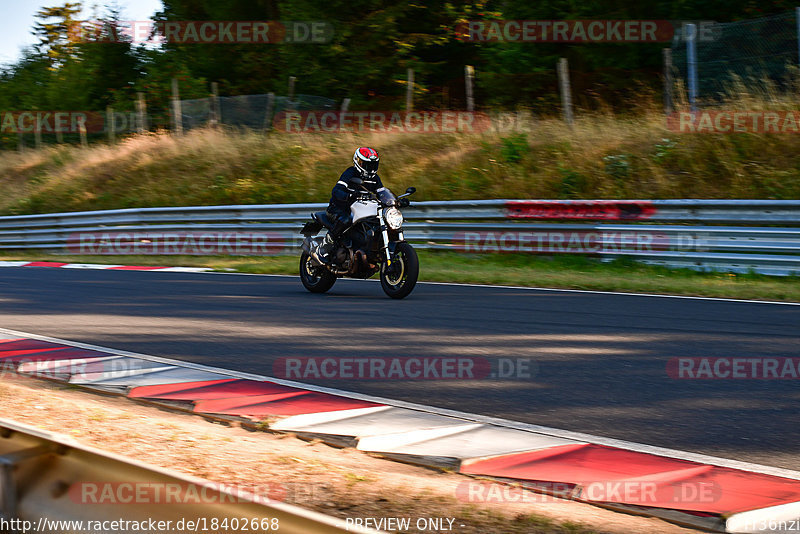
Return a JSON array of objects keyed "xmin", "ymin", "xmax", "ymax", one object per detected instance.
[{"xmin": 0, "ymin": 374, "xmax": 701, "ymax": 534}]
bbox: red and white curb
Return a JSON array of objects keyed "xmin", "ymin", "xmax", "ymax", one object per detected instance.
[
  {"xmin": 0, "ymin": 261, "xmax": 211, "ymax": 272},
  {"xmin": 1, "ymin": 327, "xmax": 799, "ymax": 534}
]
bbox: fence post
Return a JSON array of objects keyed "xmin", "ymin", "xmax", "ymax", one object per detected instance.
[
  {"xmin": 106, "ymin": 106, "xmax": 115, "ymax": 143},
  {"xmin": 406, "ymin": 68, "xmax": 414, "ymax": 112},
  {"xmin": 465, "ymin": 65, "xmax": 475, "ymax": 112},
  {"xmin": 686, "ymin": 23, "xmax": 698, "ymax": 113},
  {"xmin": 557, "ymin": 58, "xmax": 574, "ymax": 127},
  {"xmin": 340, "ymin": 98, "xmax": 351, "ymax": 112},
  {"xmin": 79, "ymin": 122, "xmax": 87, "ymax": 147},
  {"xmin": 136, "ymin": 91, "xmax": 147, "ymax": 133},
  {"xmin": 287, "ymin": 76, "xmax": 296, "ymax": 109},
  {"xmin": 263, "ymin": 92, "xmax": 275, "ymax": 130},
  {"xmin": 663, "ymin": 48, "xmax": 673, "ymax": 115},
  {"xmin": 55, "ymin": 128, "xmax": 63, "ymax": 144},
  {"xmin": 34, "ymin": 118, "xmax": 42, "ymax": 149},
  {"xmin": 209, "ymin": 82, "xmax": 220, "ymax": 127},
  {"xmin": 171, "ymin": 77, "xmax": 183, "ymax": 135},
  {"xmin": 17, "ymin": 132, "xmax": 24, "ymax": 153}
]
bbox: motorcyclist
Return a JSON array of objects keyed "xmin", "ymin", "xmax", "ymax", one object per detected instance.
[{"xmin": 317, "ymin": 147, "xmax": 388, "ymax": 263}]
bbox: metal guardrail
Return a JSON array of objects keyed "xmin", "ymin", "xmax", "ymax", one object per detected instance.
[
  {"xmin": 0, "ymin": 200, "xmax": 799, "ymax": 275},
  {"xmin": 1, "ymin": 199, "xmax": 800, "ymax": 229},
  {"xmin": 0, "ymin": 417, "xmax": 380, "ymax": 534}
]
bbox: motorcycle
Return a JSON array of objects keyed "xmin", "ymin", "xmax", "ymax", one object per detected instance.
[{"xmin": 299, "ymin": 181, "xmax": 419, "ymax": 299}]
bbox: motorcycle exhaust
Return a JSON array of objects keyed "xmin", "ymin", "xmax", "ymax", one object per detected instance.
[{"xmin": 303, "ymin": 237, "xmax": 326, "ymax": 267}]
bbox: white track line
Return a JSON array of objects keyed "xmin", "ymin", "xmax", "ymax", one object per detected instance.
[
  {"xmin": 2, "ymin": 326, "xmax": 799, "ymax": 482},
  {"xmin": 198, "ymin": 271, "xmax": 800, "ymax": 306},
  {"xmin": 2, "ymin": 262, "xmax": 798, "ymax": 305}
]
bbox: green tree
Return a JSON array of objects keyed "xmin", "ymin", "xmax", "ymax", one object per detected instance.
[
  {"xmin": 33, "ymin": 2, "xmax": 83, "ymax": 69},
  {"xmin": 75, "ymin": 7, "xmax": 141, "ymax": 109}
]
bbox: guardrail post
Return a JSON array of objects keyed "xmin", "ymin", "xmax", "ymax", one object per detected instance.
[
  {"xmin": 0, "ymin": 458, "xmax": 15, "ymax": 522},
  {"xmin": 0, "ymin": 445, "xmax": 51, "ymax": 523}
]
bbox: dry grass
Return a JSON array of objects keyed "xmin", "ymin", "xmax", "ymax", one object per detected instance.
[{"xmin": 3, "ymin": 89, "xmax": 800, "ymax": 215}]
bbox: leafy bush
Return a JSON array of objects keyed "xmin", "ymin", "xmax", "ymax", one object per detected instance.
[{"xmin": 499, "ymin": 133, "xmax": 529, "ymax": 164}]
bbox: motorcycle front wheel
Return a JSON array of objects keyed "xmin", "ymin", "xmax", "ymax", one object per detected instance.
[
  {"xmin": 380, "ymin": 242, "xmax": 419, "ymax": 299},
  {"xmin": 299, "ymin": 252, "xmax": 336, "ymax": 293}
]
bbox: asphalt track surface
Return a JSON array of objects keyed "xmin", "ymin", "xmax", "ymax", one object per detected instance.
[{"xmin": 0, "ymin": 267, "xmax": 798, "ymax": 469}]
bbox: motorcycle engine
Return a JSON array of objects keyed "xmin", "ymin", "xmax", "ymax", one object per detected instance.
[{"xmin": 334, "ymin": 247, "xmax": 349, "ymax": 265}]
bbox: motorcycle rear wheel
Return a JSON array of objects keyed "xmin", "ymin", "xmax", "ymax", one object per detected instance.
[
  {"xmin": 300, "ymin": 252, "xmax": 336, "ymax": 293},
  {"xmin": 380, "ymin": 242, "xmax": 419, "ymax": 299}
]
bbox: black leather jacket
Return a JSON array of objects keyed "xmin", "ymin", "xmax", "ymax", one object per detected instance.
[{"xmin": 327, "ymin": 166, "xmax": 386, "ymax": 217}]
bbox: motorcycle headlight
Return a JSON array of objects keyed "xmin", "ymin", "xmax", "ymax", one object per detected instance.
[{"xmin": 384, "ymin": 207, "xmax": 404, "ymax": 230}]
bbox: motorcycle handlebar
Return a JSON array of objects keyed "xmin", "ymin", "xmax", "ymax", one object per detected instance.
[{"xmin": 352, "ymin": 185, "xmax": 414, "ymax": 207}]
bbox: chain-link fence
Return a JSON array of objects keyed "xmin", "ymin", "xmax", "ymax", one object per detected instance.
[
  {"xmin": 180, "ymin": 93, "xmax": 338, "ymax": 130},
  {"xmin": 672, "ymin": 10, "xmax": 798, "ymax": 101}
]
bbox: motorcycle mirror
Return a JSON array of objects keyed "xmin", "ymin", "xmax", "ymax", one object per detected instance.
[
  {"xmin": 351, "ymin": 177, "xmax": 363, "ymax": 186},
  {"xmin": 405, "ymin": 187, "xmax": 416, "ymax": 194}
]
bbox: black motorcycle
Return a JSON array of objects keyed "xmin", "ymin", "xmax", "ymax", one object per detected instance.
[{"xmin": 299, "ymin": 181, "xmax": 418, "ymax": 299}]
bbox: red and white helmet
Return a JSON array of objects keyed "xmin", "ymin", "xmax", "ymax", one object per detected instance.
[{"xmin": 353, "ymin": 147, "xmax": 379, "ymax": 178}]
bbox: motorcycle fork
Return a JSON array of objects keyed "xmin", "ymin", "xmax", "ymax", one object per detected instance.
[{"xmin": 379, "ymin": 214, "xmax": 392, "ymax": 266}]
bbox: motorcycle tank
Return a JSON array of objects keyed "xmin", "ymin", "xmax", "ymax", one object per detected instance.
[{"xmin": 350, "ymin": 199, "xmax": 379, "ymax": 223}]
